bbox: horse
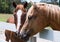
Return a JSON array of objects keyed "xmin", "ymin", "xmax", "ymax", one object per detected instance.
[
  {"xmin": 5, "ymin": 1, "xmax": 28, "ymax": 42},
  {"xmin": 19, "ymin": 3, "xmax": 60, "ymax": 41},
  {"xmin": 5, "ymin": 30, "xmax": 26, "ymax": 42}
]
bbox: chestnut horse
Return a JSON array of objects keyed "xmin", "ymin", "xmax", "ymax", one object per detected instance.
[
  {"xmin": 5, "ymin": 1, "xmax": 28, "ymax": 42},
  {"xmin": 19, "ymin": 3, "xmax": 60, "ymax": 40},
  {"xmin": 5, "ymin": 30, "xmax": 26, "ymax": 42}
]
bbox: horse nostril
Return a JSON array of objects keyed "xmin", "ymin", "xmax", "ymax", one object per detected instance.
[
  {"xmin": 20, "ymin": 33, "xmax": 29, "ymax": 41},
  {"xmin": 20, "ymin": 31, "xmax": 27, "ymax": 38},
  {"xmin": 22, "ymin": 32, "xmax": 27, "ymax": 37}
]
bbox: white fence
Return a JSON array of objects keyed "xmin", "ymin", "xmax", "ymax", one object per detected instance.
[
  {"xmin": 0, "ymin": 22, "xmax": 60, "ymax": 42},
  {"xmin": 28, "ymin": 29, "xmax": 60, "ymax": 42}
]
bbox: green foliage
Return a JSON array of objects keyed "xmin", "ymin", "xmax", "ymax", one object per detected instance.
[
  {"xmin": 0, "ymin": 0, "xmax": 11, "ymax": 13},
  {"xmin": 0, "ymin": 0, "xmax": 21, "ymax": 14}
]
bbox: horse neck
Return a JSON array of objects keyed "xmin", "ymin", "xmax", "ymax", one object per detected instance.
[{"xmin": 46, "ymin": 4, "xmax": 60, "ymax": 30}]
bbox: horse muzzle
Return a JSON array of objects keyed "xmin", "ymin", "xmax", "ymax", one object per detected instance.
[{"xmin": 20, "ymin": 28, "xmax": 33, "ymax": 41}]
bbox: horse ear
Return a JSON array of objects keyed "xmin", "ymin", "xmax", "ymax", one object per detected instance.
[
  {"xmin": 23, "ymin": 1, "xmax": 28, "ymax": 8},
  {"xmin": 33, "ymin": 2, "xmax": 37, "ymax": 9},
  {"xmin": 30, "ymin": 0, "xmax": 37, "ymax": 9},
  {"xmin": 12, "ymin": 2, "xmax": 17, "ymax": 8}
]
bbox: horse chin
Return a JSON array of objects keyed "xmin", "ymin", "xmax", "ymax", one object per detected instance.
[
  {"xmin": 20, "ymin": 28, "xmax": 33, "ymax": 41},
  {"xmin": 15, "ymin": 28, "xmax": 33, "ymax": 41},
  {"xmin": 14, "ymin": 32, "xmax": 29, "ymax": 41},
  {"xmin": 20, "ymin": 34, "xmax": 30, "ymax": 41}
]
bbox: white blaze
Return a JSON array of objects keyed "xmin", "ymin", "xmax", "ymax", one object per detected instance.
[{"xmin": 16, "ymin": 10, "xmax": 22, "ymax": 31}]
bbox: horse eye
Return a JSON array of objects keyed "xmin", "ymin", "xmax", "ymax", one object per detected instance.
[{"xmin": 28, "ymin": 16, "xmax": 33, "ymax": 20}]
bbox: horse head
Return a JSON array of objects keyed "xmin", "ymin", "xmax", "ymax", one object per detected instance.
[
  {"xmin": 20, "ymin": 3, "xmax": 50, "ymax": 40},
  {"xmin": 12, "ymin": 1, "xmax": 29, "ymax": 41}
]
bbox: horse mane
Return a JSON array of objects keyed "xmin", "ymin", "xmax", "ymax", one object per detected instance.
[
  {"xmin": 46, "ymin": 4, "xmax": 60, "ymax": 24},
  {"xmin": 33, "ymin": 3, "xmax": 60, "ymax": 24}
]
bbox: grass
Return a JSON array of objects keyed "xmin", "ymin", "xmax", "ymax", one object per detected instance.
[{"xmin": 0, "ymin": 13, "xmax": 13, "ymax": 22}]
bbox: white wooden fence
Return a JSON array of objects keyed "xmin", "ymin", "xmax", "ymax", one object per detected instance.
[
  {"xmin": 0, "ymin": 22, "xmax": 60, "ymax": 42},
  {"xmin": 28, "ymin": 28, "xmax": 60, "ymax": 42}
]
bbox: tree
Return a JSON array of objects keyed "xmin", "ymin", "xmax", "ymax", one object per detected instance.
[
  {"xmin": 59, "ymin": 0, "xmax": 60, "ymax": 6},
  {"xmin": 0, "ymin": 0, "xmax": 32, "ymax": 14},
  {"xmin": 0, "ymin": 0, "xmax": 21, "ymax": 14},
  {"xmin": 51, "ymin": 0, "xmax": 58, "ymax": 5}
]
